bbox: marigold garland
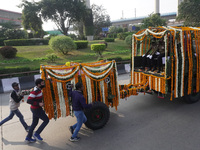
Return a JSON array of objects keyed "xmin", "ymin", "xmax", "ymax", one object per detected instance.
[{"xmin": 41, "ymin": 60, "xmax": 120, "ymax": 119}]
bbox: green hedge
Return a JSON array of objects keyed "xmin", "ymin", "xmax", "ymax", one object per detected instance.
[
  {"xmin": 91, "ymin": 44, "xmax": 106, "ymax": 51},
  {"xmin": 0, "ymin": 38, "xmax": 7, "ymax": 46},
  {"xmin": 0, "ymin": 67, "xmax": 31, "ymax": 74},
  {"xmin": 4, "ymin": 39, "xmax": 49, "ymax": 46},
  {"xmin": 117, "ymin": 32, "xmax": 133, "ymax": 40},
  {"xmin": 107, "ymin": 33, "xmax": 117, "ymax": 38},
  {"xmin": 104, "ymin": 38, "xmax": 115, "ymax": 42},
  {"xmin": 74, "ymin": 41, "xmax": 88, "ymax": 49}
]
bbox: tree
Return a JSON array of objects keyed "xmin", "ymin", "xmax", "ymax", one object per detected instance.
[
  {"xmin": 0, "ymin": 22, "xmax": 16, "ymax": 38},
  {"xmin": 91, "ymin": 4, "xmax": 111, "ymax": 36},
  {"xmin": 141, "ymin": 13, "xmax": 166, "ymax": 29},
  {"xmin": 19, "ymin": 0, "xmax": 44, "ymax": 38},
  {"xmin": 177, "ymin": 0, "xmax": 200, "ymax": 26},
  {"xmin": 4, "ymin": 29, "xmax": 28, "ymax": 39},
  {"xmin": 39, "ymin": 0, "xmax": 87, "ymax": 35}
]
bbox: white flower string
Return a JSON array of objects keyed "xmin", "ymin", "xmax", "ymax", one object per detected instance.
[
  {"xmin": 82, "ymin": 62, "xmax": 114, "ymax": 79},
  {"xmin": 52, "ymin": 69, "xmax": 72, "ymax": 75},
  {"xmin": 46, "ymin": 66, "xmax": 79, "ymax": 80},
  {"xmin": 114, "ymin": 62, "xmax": 120, "ymax": 101},
  {"xmin": 84, "ymin": 62, "xmax": 111, "ymax": 71},
  {"xmin": 100, "ymin": 80, "xmax": 105, "ymax": 103},
  {"xmin": 57, "ymin": 82, "xmax": 66, "ymax": 117},
  {"xmin": 86, "ymin": 76, "xmax": 92, "ymax": 104}
]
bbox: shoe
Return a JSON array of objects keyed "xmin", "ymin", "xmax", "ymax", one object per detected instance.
[
  {"xmin": 33, "ymin": 133, "xmax": 43, "ymax": 141},
  {"xmin": 69, "ymin": 126, "xmax": 74, "ymax": 135},
  {"xmin": 25, "ymin": 137, "xmax": 36, "ymax": 143},
  {"xmin": 25, "ymin": 126, "xmax": 30, "ymax": 132},
  {"xmin": 69, "ymin": 137, "xmax": 80, "ymax": 142}
]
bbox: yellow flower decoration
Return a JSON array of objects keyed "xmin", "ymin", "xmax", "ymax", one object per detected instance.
[{"xmin": 65, "ymin": 62, "xmax": 70, "ymax": 66}]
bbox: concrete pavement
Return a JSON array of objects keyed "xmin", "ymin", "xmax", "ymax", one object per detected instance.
[
  {"xmin": 0, "ymin": 74, "xmax": 130, "ymax": 150},
  {"xmin": 1, "ymin": 73, "xmax": 200, "ymax": 150}
]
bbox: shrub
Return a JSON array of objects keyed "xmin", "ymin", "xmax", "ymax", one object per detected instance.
[
  {"xmin": 98, "ymin": 42, "xmax": 108, "ymax": 48},
  {"xmin": 91, "ymin": 44, "xmax": 106, "ymax": 57},
  {"xmin": 107, "ymin": 56, "xmax": 123, "ymax": 61},
  {"xmin": 74, "ymin": 41, "xmax": 88, "ymax": 49},
  {"xmin": 46, "ymin": 53, "xmax": 58, "ymax": 62},
  {"xmin": 104, "ymin": 38, "xmax": 115, "ymax": 42},
  {"xmin": 4, "ymin": 29, "xmax": 28, "ymax": 39},
  {"xmin": 68, "ymin": 34, "xmax": 78, "ymax": 40},
  {"xmin": 125, "ymin": 35, "xmax": 132, "ymax": 49},
  {"xmin": 0, "ymin": 38, "xmax": 6, "ymax": 46},
  {"xmin": 0, "ymin": 46, "xmax": 17, "ymax": 58},
  {"xmin": 4, "ymin": 39, "xmax": 49, "ymax": 46},
  {"xmin": 49, "ymin": 36, "xmax": 76, "ymax": 55},
  {"xmin": 117, "ymin": 32, "xmax": 131, "ymax": 40},
  {"xmin": 107, "ymin": 33, "xmax": 117, "ymax": 38}
]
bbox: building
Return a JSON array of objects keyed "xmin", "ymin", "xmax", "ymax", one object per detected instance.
[
  {"xmin": 0, "ymin": 9, "xmax": 22, "ymax": 28},
  {"xmin": 111, "ymin": 0, "xmax": 185, "ymax": 30}
]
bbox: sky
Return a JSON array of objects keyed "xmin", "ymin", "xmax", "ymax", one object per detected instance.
[{"xmin": 0, "ymin": 0, "xmax": 178, "ymax": 31}]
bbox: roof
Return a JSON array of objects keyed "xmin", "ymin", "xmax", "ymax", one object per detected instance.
[
  {"xmin": 46, "ymin": 30, "xmax": 63, "ymax": 35},
  {"xmin": 111, "ymin": 12, "xmax": 176, "ymax": 23},
  {"xmin": 0, "ymin": 9, "xmax": 22, "ymax": 15}
]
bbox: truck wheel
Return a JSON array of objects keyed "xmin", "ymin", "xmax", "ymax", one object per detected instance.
[
  {"xmin": 84, "ymin": 102, "xmax": 110, "ymax": 130},
  {"xmin": 183, "ymin": 92, "xmax": 200, "ymax": 104}
]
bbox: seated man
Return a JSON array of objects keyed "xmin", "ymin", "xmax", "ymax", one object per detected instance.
[
  {"xmin": 141, "ymin": 40, "xmax": 158, "ymax": 71},
  {"xmin": 152, "ymin": 39, "xmax": 165, "ymax": 73}
]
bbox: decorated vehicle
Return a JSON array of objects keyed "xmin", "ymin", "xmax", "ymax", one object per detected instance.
[
  {"xmin": 40, "ymin": 26, "xmax": 200, "ymax": 130},
  {"xmin": 120, "ymin": 26, "xmax": 200, "ymax": 103}
]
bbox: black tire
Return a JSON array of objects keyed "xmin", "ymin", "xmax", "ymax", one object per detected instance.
[
  {"xmin": 183, "ymin": 92, "xmax": 200, "ymax": 104},
  {"xmin": 84, "ymin": 102, "xmax": 110, "ymax": 130}
]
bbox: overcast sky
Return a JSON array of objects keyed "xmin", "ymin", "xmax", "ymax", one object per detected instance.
[{"xmin": 0, "ymin": 0, "xmax": 178, "ymax": 30}]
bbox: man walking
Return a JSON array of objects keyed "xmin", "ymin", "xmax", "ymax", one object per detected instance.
[
  {"xmin": 69, "ymin": 82, "xmax": 92, "ymax": 142},
  {"xmin": 25, "ymin": 78, "xmax": 49, "ymax": 143},
  {"xmin": 0, "ymin": 82, "xmax": 30, "ymax": 132}
]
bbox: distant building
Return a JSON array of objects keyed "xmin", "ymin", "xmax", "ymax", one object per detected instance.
[{"xmin": 0, "ymin": 9, "xmax": 22, "ymax": 28}]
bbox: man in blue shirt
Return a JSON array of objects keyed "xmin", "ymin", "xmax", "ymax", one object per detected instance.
[{"xmin": 69, "ymin": 82, "xmax": 92, "ymax": 142}]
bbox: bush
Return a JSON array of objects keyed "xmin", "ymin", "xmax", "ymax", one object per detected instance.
[
  {"xmin": 4, "ymin": 39, "xmax": 49, "ymax": 46},
  {"xmin": 0, "ymin": 46, "xmax": 17, "ymax": 58},
  {"xmin": 0, "ymin": 38, "xmax": 6, "ymax": 46},
  {"xmin": 4, "ymin": 29, "xmax": 28, "ymax": 39},
  {"xmin": 68, "ymin": 34, "xmax": 78, "ymax": 40},
  {"xmin": 98, "ymin": 42, "xmax": 108, "ymax": 48},
  {"xmin": 91, "ymin": 44, "xmax": 106, "ymax": 57},
  {"xmin": 107, "ymin": 33, "xmax": 117, "ymax": 38},
  {"xmin": 107, "ymin": 56, "xmax": 123, "ymax": 61},
  {"xmin": 104, "ymin": 38, "xmax": 115, "ymax": 42},
  {"xmin": 0, "ymin": 67, "xmax": 31, "ymax": 78},
  {"xmin": 74, "ymin": 41, "xmax": 88, "ymax": 49},
  {"xmin": 117, "ymin": 32, "xmax": 131, "ymax": 40},
  {"xmin": 49, "ymin": 36, "xmax": 76, "ymax": 55},
  {"xmin": 46, "ymin": 53, "xmax": 58, "ymax": 62},
  {"xmin": 125, "ymin": 35, "xmax": 132, "ymax": 49}
]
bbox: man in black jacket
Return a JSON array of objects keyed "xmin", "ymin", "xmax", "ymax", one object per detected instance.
[{"xmin": 0, "ymin": 82, "xmax": 30, "ymax": 132}]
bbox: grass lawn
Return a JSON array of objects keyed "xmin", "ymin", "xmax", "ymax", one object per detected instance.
[{"xmin": 0, "ymin": 39, "xmax": 131, "ymax": 75}]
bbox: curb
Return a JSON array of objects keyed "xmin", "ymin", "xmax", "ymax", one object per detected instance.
[
  {"xmin": 0, "ymin": 74, "xmax": 40, "ymax": 93},
  {"xmin": 0, "ymin": 64, "xmax": 130, "ymax": 93}
]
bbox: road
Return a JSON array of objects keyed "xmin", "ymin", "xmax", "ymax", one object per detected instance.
[{"xmin": 1, "ymin": 73, "xmax": 200, "ymax": 150}]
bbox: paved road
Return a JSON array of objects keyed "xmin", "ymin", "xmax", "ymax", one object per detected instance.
[{"xmin": 1, "ymin": 74, "xmax": 200, "ymax": 150}]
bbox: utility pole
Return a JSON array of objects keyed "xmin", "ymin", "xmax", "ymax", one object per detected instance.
[
  {"xmin": 155, "ymin": 0, "xmax": 160, "ymax": 15},
  {"xmin": 135, "ymin": 8, "xmax": 136, "ymax": 18}
]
